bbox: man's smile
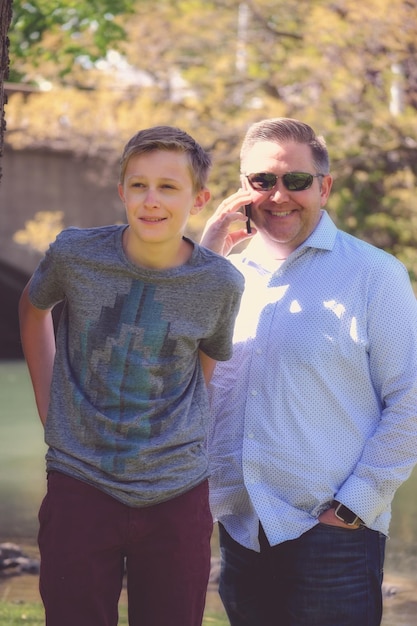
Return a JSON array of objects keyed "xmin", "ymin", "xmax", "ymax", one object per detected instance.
[{"xmin": 269, "ymin": 210, "xmax": 293, "ymax": 217}]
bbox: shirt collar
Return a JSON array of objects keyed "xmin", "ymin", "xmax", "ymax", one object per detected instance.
[{"xmin": 304, "ymin": 210, "xmax": 337, "ymax": 252}]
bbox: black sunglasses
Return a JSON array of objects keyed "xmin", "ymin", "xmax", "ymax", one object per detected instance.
[{"xmin": 246, "ymin": 171, "xmax": 325, "ymax": 192}]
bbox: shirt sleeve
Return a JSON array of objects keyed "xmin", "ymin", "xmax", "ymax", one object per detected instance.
[
  {"xmin": 28, "ymin": 232, "xmax": 66, "ymax": 309},
  {"xmin": 336, "ymin": 260, "xmax": 417, "ymax": 526},
  {"xmin": 199, "ymin": 267, "xmax": 244, "ymax": 361}
]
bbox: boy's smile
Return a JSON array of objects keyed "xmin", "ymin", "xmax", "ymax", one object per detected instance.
[{"xmin": 118, "ymin": 149, "xmax": 209, "ymax": 268}]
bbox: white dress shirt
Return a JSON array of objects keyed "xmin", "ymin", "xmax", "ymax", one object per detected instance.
[{"xmin": 208, "ymin": 211, "xmax": 417, "ymax": 551}]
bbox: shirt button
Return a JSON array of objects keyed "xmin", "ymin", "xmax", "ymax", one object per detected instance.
[
  {"xmin": 251, "ymin": 389, "xmax": 258, "ymax": 397},
  {"xmin": 248, "ymin": 432, "xmax": 254, "ymax": 439},
  {"xmin": 255, "ymin": 348, "xmax": 262, "ymax": 355}
]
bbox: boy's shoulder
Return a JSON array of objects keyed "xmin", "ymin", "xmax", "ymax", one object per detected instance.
[
  {"xmin": 56, "ymin": 224, "xmax": 123, "ymax": 244},
  {"xmin": 194, "ymin": 241, "xmax": 245, "ymax": 289},
  {"xmin": 52, "ymin": 225, "xmax": 124, "ymax": 257}
]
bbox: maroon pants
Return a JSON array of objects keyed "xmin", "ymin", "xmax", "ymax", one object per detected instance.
[{"xmin": 38, "ymin": 472, "xmax": 212, "ymax": 626}]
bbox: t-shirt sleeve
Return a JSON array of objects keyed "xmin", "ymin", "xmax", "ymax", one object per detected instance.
[
  {"xmin": 28, "ymin": 231, "xmax": 67, "ymax": 309},
  {"xmin": 199, "ymin": 266, "xmax": 244, "ymax": 361}
]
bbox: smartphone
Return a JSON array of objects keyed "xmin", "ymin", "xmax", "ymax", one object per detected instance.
[{"xmin": 245, "ymin": 203, "xmax": 253, "ymax": 234}]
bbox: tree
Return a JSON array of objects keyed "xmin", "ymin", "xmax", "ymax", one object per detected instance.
[
  {"xmin": 2, "ymin": 0, "xmax": 135, "ymax": 180},
  {"xmin": 115, "ymin": 0, "xmax": 417, "ymax": 279},
  {"xmin": 4, "ymin": 0, "xmax": 417, "ymax": 287},
  {"xmin": 0, "ymin": 0, "xmax": 13, "ymax": 182},
  {"xmin": 8, "ymin": 0, "xmax": 134, "ymax": 83}
]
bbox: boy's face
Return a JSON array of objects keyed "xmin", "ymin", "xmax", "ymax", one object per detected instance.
[{"xmin": 118, "ymin": 149, "xmax": 209, "ymax": 247}]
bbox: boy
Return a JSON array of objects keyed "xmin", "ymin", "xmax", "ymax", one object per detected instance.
[{"xmin": 19, "ymin": 125, "xmax": 244, "ymax": 626}]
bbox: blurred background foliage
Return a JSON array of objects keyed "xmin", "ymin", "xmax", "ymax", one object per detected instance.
[{"xmin": 4, "ymin": 0, "xmax": 417, "ymax": 286}]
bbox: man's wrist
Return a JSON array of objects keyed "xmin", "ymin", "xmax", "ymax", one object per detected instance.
[{"xmin": 332, "ymin": 501, "xmax": 364, "ymax": 527}]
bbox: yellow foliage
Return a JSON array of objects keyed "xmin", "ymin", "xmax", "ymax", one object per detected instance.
[
  {"xmin": 13, "ymin": 211, "xmax": 65, "ymax": 253},
  {"xmin": 4, "ymin": 0, "xmax": 417, "ymax": 281}
]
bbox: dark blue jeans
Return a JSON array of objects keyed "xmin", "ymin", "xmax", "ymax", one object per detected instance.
[{"xmin": 218, "ymin": 522, "xmax": 386, "ymax": 626}]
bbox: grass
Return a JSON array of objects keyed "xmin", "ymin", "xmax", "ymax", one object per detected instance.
[{"xmin": 0, "ymin": 601, "xmax": 229, "ymax": 625}]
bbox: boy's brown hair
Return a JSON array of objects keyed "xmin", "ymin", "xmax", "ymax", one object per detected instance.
[{"xmin": 119, "ymin": 126, "xmax": 212, "ymax": 192}]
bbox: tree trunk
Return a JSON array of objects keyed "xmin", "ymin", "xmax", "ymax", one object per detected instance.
[{"xmin": 0, "ymin": 0, "xmax": 13, "ymax": 183}]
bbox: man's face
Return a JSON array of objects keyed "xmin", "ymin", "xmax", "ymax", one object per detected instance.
[{"xmin": 241, "ymin": 141, "xmax": 332, "ymax": 257}]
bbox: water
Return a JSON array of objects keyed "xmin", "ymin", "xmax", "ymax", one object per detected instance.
[{"xmin": 1, "ymin": 360, "xmax": 417, "ymax": 623}]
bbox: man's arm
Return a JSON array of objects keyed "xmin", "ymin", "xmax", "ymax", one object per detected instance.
[
  {"xmin": 331, "ymin": 264, "xmax": 417, "ymax": 528},
  {"xmin": 19, "ymin": 280, "xmax": 56, "ymax": 427}
]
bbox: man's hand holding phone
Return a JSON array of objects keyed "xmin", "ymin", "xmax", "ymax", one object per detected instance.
[
  {"xmin": 245, "ymin": 203, "xmax": 252, "ymax": 234},
  {"xmin": 201, "ymin": 188, "xmax": 255, "ymax": 257}
]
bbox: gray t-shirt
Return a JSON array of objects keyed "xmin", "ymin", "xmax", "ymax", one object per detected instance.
[{"xmin": 29, "ymin": 225, "xmax": 244, "ymax": 506}]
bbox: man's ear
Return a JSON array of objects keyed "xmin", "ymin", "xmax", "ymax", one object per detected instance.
[
  {"xmin": 190, "ymin": 187, "xmax": 211, "ymax": 215},
  {"xmin": 240, "ymin": 173, "xmax": 252, "ymax": 192},
  {"xmin": 320, "ymin": 174, "xmax": 333, "ymax": 207}
]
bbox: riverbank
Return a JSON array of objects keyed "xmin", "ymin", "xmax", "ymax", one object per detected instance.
[
  {"xmin": 0, "ymin": 548, "xmax": 227, "ymax": 625},
  {"xmin": 1, "ymin": 551, "xmax": 416, "ymax": 626},
  {"xmin": 0, "ymin": 599, "xmax": 228, "ymax": 626}
]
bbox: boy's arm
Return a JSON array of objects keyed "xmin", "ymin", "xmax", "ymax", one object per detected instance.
[
  {"xmin": 19, "ymin": 280, "xmax": 56, "ymax": 427},
  {"xmin": 199, "ymin": 350, "xmax": 217, "ymax": 385}
]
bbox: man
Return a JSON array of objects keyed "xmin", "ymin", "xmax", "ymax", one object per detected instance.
[{"xmin": 201, "ymin": 117, "xmax": 417, "ymax": 626}]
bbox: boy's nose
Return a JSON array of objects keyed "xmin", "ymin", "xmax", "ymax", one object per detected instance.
[{"xmin": 144, "ymin": 189, "xmax": 160, "ymax": 207}]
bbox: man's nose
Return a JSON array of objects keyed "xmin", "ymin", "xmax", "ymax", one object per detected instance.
[{"xmin": 268, "ymin": 181, "xmax": 289, "ymax": 201}]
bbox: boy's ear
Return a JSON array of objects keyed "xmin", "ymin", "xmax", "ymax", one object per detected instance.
[
  {"xmin": 118, "ymin": 183, "xmax": 125, "ymax": 203},
  {"xmin": 190, "ymin": 187, "xmax": 211, "ymax": 215}
]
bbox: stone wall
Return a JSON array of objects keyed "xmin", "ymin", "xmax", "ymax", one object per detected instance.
[
  {"xmin": 0, "ymin": 145, "xmax": 124, "ymax": 275},
  {"xmin": 0, "ymin": 145, "xmax": 124, "ymax": 358}
]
